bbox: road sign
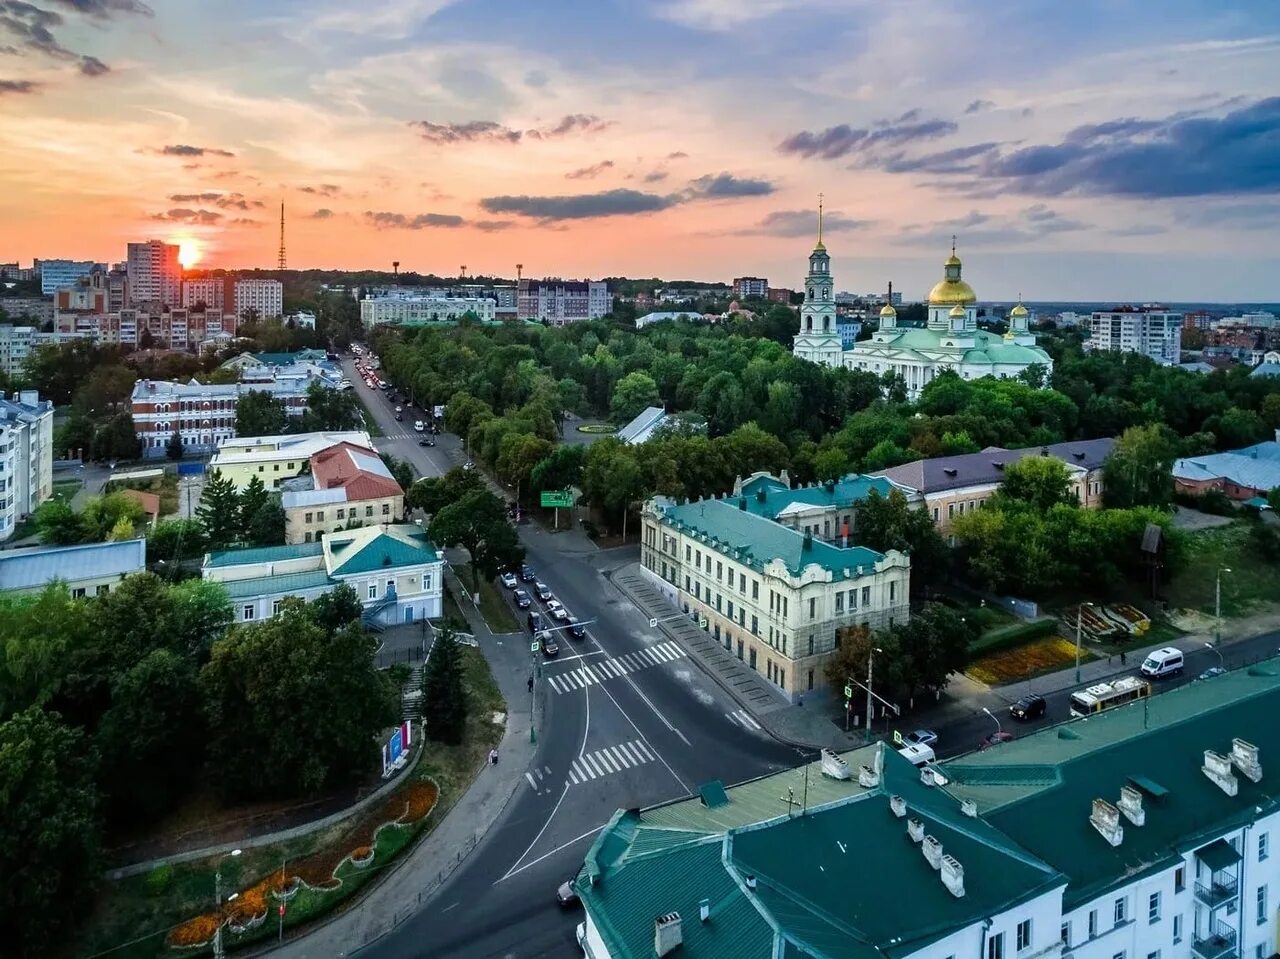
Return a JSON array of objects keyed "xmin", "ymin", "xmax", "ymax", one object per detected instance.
[
  {"xmin": 279, "ymin": 904, "xmax": 286, "ymax": 917},
  {"xmin": 843, "ymin": 685, "xmax": 852, "ymax": 700},
  {"xmin": 649, "ymin": 617, "xmax": 658, "ymax": 628},
  {"xmin": 892, "ymin": 729, "xmax": 904, "ymax": 746},
  {"xmin": 530, "ymin": 640, "xmax": 541, "ymax": 653},
  {"xmin": 540, "ymin": 489, "xmax": 574, "ymax": 508}
]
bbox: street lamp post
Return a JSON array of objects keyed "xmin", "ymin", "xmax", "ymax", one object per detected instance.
[
  {"xmin": 213, "ymin": 848, "xmax": 242, "ymax": 959},
  {"xmin": 982, "ymin": 706, "xmax": 1003, "ymax": 736},
  {"xmin": 1204, "ymin": 641, "xmax": 1225, "ymax": 670},
  {"xmin": 865, "ymin": 647, "xmax": 883, "ymax": 743},
  {"xmin": 1074, "ymin": 602, "xmax": 1095, "ymax": 683},
  {"xmin": 1214, "ymin": 567, "xmax": 1232, "ymax": 646}
]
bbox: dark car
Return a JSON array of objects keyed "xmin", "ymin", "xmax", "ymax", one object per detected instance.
[
  {"xmin": 520, "ymin": 564, "xmax": 536, "ymax": 582},
  {"xmin": 979, "ymin": 731, "xmax": 1015, "ymax": 751},
  {"xmin": 1009, "ymin": 694, "xmax": 1047, "ymax": 720},
  {"xmin": 394, "ymin": 413, "xmax": 403, "ymax": 422},
  {"xmin": 567, "ymin": 617, "xmax": 586, "ymax": 639},
  {"xmin": 513, "ymin": 589, "xmax": 531, "ymax": 609},
  {"xmin": 540, "ymin": 634, "xmax": 560, "ymax": 658},
  {"xmin": 556, "ymin": 879, "xmax": 580, "ymax": 908},
  {"xmin": 534, "ymin": 581, "xmax": 553, "ymax": 602},
  {"xmin": 528, "ymin": 611, "xmax": 546, "ymax": 633},
  {"xmin": 418, "ymin": 438, "xmax": 435, "ymax": 447}
]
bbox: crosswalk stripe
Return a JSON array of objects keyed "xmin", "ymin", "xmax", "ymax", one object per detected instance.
[
  {"xmin": 568, "ymin": 769, "xmax": 579, "ymax": 785},
  {"xmin": 548, "ymin": 676, "xmax": 565, "ymax": 693},
  {"xmin": 595, "ymin": 749, "xmax": 619, "ymax": 773},
  {"xmin": 616, "ymin": 653, "xmax": 637, "ymax": 671},
  {"xmin": 571, "ymin": 758, "xmax": 592, "ymax": 781},
  {"xmin": 639, "ymin": 648, "xmax": 659, "ymax": 664},
  {"xmin": 585, "ymin": 664, "xmax": 604, "ymax": 683},
  {"xmin": 619, "ymin": 742, "xmax": 643, "ymax": 765},
  {"xmin": 605, "ymin": 746, "xmax": 627, "ymax": 768},
  {"xmin": 603, "ymin": 660, "xmax": 624, "ymax": 678},
  {"xmin": 633, "ymin": 740, "xmax": 655, "ymax": 761},
  {"xmin": 572, "ymin": 669, "xmax": 588, "ymax": 687},
  {"xmin": 586, "ymin": 753, "xmax": 609, "ymax": 776},
  {"xmin": 656, "ymin": 644, "xmax": 678, "ymax": 661},
  {"xmin": 524, "ymin": 772, "xmax": 538, "ymax": 791}
]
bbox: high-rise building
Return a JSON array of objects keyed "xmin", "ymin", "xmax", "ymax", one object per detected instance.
[
  {"xmin": 732, "ymin": 276, "xmax": 769, "ymax": 299},
  {"xmin": 232, "ymin": 278, "xmax": 284, "ymax": 319},
  {"xmin": 1088, "ymin": 307, "xmax": 1183, "ymax": 366},
  {"xmin": 518, "ymin": 279, "xmax": 610, "ymax": 324},
  {"xmin": 126, "ymin": 241, "xmax": 182, "ymax": 306},
  {"xmin": 35, "ymin": 259, "xmax": 101, "ymax": 295},
  {"xmin": 182, "ymin": 277, "xmax": 229, "ymax": 310},
  {"xmin": 360, "ymin": 295, "xmax": 498, "ymax": 329},
  {"xmin": 0, "ymin": 391, "xmax": 54, "ymax": 542}
]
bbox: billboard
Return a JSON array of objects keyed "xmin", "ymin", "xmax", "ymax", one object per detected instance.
[{"xmin": 381, "ymin": 721, "xmax": 413, "ymax": 777}]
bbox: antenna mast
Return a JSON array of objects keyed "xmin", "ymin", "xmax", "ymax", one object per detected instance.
[{"xmin": 277, "ymin": 203, "xmax": 287, "ymax": 270}]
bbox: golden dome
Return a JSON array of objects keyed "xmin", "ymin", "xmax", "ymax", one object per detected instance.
[
  {"xmin": 880, "ymin": 303, "xmax": 897, "ymax": 317},
  {"xmin": 929, "ymin": 278, "xmax": 977, "ymax": 306},
  {"xmin": 1010, "ymin": 302, "xmax": 1029, "ymax": 317},
  {"xmin": 945, "ymin": 254, "xmax": 962, "ymax": 267},
  {"xmin": 949, "ymin": 304, "xmax": 966, "ymax": 318}
]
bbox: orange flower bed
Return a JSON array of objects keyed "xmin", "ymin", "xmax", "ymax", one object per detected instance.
[
  {"xmin": 352, "ymin": 846, "xmax": 372, "ymax": 859},
  {"xmin": 398, "ymin": 781, "xmax": 439, "ymax": 824},
  {"xmin": 169, "ymin": 914, "xmax": 219, "ymax": 948},
  {"xmin": 967, "ymin": 637, "xmax": 1082, "ymax": 685}
]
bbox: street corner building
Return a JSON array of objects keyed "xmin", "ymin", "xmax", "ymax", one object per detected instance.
[
  {"xmin": 639, "ymin": 471, "xmax": 913, "ymax": 703},
  {"xmin": 201, "ymin": 524, "xmax": 444, "ymax": 628},
  {"xmin": 575, "ymin": 657, "xmax": 1280, "ymax": 959}
]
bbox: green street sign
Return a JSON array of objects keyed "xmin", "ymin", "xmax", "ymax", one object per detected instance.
[
  {"xmin": 530, "ymin": 640, "xmax": 541, "ymax": 653},
  {"xmin": 843, "ymin": 685, "xmax": 852, "ymax": 700},
  {"xmin": 892, "ymin": 729, "xmax": 904, "ymax": 746},
  {"xmin": 540, "ymin": 489, "xmax": 574, "ymax": 508}
]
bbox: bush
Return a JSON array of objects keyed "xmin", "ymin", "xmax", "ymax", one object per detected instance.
[
  {"xmin": 967, "ymin": 619, "xmax": 1059, "ymax": 657},
  {"xmin": 1247, "ymin": 522, "xmax": 1280, "ymax": 563},
  {"xmin": 145, "ymin": 864, "xmax": 173, "ymax": 897},
  {"xmin": 1175, "ymin": 489, "xmax": 1235, "ymax": 516}
]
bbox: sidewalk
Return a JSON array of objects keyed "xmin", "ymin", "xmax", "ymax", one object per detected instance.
[{"xmin": 269, "ymin": 570, "xmax": 538, "ymax": 958}]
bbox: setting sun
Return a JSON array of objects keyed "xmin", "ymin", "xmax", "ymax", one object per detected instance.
[{"xmin": 176, "ymin": 238, "xmax": 202, "ymax": 269}]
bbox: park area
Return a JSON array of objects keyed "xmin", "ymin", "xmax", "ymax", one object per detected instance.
[{"xmin": 967, "ymin": 634, "xmax": 1094, "ymax": 686}]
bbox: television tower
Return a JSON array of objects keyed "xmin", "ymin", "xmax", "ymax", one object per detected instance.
[{"xmin": 277, "ymin": 203, "xmax": 287, "ymax": 270}]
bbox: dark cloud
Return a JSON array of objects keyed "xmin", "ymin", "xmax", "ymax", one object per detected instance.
[
  {"xmin": 964, "ymin": 99, "xmax": 995, "ymax": 115},
  {"xmin": 901, "ymin": 205, "xmax": 1087, "ymax": 247},
  {"xmin": 0, "ymin": 77, "xmax": 39, "ymax": 94},
  {"xmin": 0, "ymin": 0, "xmax": 143, "ymax": 74},
  {"xmin": 778, "ymin": 114, "xmax": 957, "ymax": 161},
  {"xmin": 153, "ymin": 208, "xmax": 223, "ymax": 225},
  {"xmin": 78, "ymin": 54, "xmax": 107, "ymax": 75},
  {"xmin": 667, "ymin": 151, "xmax": 688, "ymax": 159},
  {"xmin": 528, "ymin": 113, "xmax": 610, "ymax": 138},
  {"xmin": 480, "ymin": 189, "xmax": 679, "ymax": 221},
  {"xmin": 566, "ymin": 160, "xmax": 614, "ymax": 180},
  {"xmin": 411, "ymin": 113, "xmax": 611, "ymax": 146},
  {"xmin": 168, "ymin": 191, "xmax": 255, "ymax": 210},
  {"xmin": 643, "ymin": 170, "xmax": 668, "ymax": 183},
  {"xmin": 160, "ymin": 144, "xmax": 235, "ymax": 158},
  {"xmin": 310, "ymin": 208, "xmax": 334, "ymax": 220},
  {"xmin": 1110, "ymin": 224, "xmax": 1168, "ymax": 237},
  {"xmin": 474, "ymin": 220, "xmax": 515, "ymax": 232},
  {"xmin": 364, "ymin": 211, "xmax": 465, "ymax": 229},
  {"xmin": 686, "ymin": 172, "xmax": 774, "ymax": 198},
  {"xmin": 229, "ymin": 217, "xmax": 261, "ymax": 226},
  {"xmin": 300, "ymin": 183, "xmax": 341, "ymax": 196},
  {"xmin": 879, "ymin": 142, "xmax": 1000, "ymax": 174},
  {"xmin": 45, "ymin": 0, "xmax": 152, "ymax": 17},
  {"xmin": 748, "ymin": 209, "xmax": 871, "ymax": 237}
]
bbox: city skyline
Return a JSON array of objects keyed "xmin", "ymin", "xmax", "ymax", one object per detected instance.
[{"xmin": 1, "ymin": 1, "xmax": 1278, "ymax": 300}]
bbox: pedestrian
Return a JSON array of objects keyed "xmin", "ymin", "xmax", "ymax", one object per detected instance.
[
  {"xmin": 489, "ymin": 748, "xmax": 499, "ymax": 765},
  {"xmin": 1120, "ymin": 650, "xmax": 1127, "ymax": 665},
  {"xmin": 527, "ymin": 676, "xmax": 534, "ymax": 693}
]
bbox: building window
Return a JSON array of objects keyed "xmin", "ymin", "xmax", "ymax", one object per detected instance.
[
  {"xmin": 96, "ymin": 584, "xmax": 109, "ymax": 595},
  {"xmin": 1260, "ymin": 832, "xmax": 1270, "ymax": 862},
  {"xmin": 1017, "ymin": 919, "xmax": 1032, "ymax": 951},
  {"xmin": 751, "ymin": 615, "xmax": 758, "ymax": 636},
  {"xmin": 1088, "ymin": 911, "xmax": 1098, "ymax": 938},
  {"xmin": 1113, "ymin": 952, "xmax": 1125, "ymax": 959},
  {"xmin": 835, "ymin": 592, "xmax": 844, "ymax": 612},
  {"xmin": 242, "ymin": 604, "xmax": 255, "ymax": 621},
  {"xmin": 808, "ymin": 635, "xmax": 815, "ymax": 655},
  {"xmin": 368, "ymin": 583, "xmax": 377, "ymax": 600},
  {"xmin": 1114, "ymin": 897, "xmax": 1126, "ymax": 924},
  {"xmin": 1148, "ymin": 892, "xmax": 1160, "ymax": 923},
  {"xmin": 808, "ymin": 597, "xmax": 816, "ymax": 619},
  {"xmin": 889, "ymin": 581, "xmax": 896, "ymax": 603},
  {"xmin": 808, "ymin": 670, "xmax": 814, "ymax": 690},
  {"xmin": 72, "ymin": 587, "xmax": 86, "ymax": 599},
  {"xmin": 1148, "ymin": 951, "xmax": 1160, "ymax": 959},
  {"xmin": 1060, "ymin": 922, "xmax": 1071, "ymax": 947},
  {"xmin": 752, "ymin": 580, "xmax": 759, "ymax": 600},
  {"xmin": 861, "ymin": 586, "xmax": 871, "ymax": 607},
  {"xmin": 1258, "ymin": 884, "xmax": 1267, "ymax": 925},
  {"xmin": 1172, "ymin": 915, "xmax": 1182, "ymax": 944},
  {"xmin": 382, "ymin": 503, "xmax": 391, "ymax": 515},
  {"xmin": 1175, "ymin": 866, "xmax": 1186, "ymax": 892},
  {"xmin": 366, "ymin": 505, "xmax": 373, "ymax": 517},
  {"xmin": 305, "ymin": 532, "xmax": 312, "ymax": 542},
  {"xmin": 305, "ymin": 512, "xmax": 313, "ymax": 523},
  {"xmin": 988, "ymin": 932, "xmax": 1004, "ymax": 959},
  {"xmin": 272, "ymin": 600, "xmax": 282, "ymax": 616}
]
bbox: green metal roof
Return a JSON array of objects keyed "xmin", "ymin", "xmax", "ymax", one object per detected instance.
[
  {"xmin": 657, "ymin": 497, "xmax": 885, "ymax": 580},
  {"xmin": 221, "ymin": 569, "xmax": 332, "ymax": 600},
  {"xmin": 325, "ymin": 524, "xmax": 439, "ymax": 576},
  {"xmin": 205, "ymin": 541, "xmax": 324, "ymax": 568},
  {"xmin": 736, "ymin": 473, "xmax": 898, "ymax": 521},
  {"xmin": 1197, "ymin": 838, "xmax": 1241, "ymax": 872}
]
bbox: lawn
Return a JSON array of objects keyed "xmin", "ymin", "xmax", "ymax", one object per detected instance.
[
  {"xmin": 72, "ymin": 648, "xmax": 505, "ymax": 959},
  {"xmin": 1166, "ymin": 521, "xmax": 1280, "ymax": 617},
  {"xmin": 104, "ymin": 472, "xmax": 179, "ymax": 515},
  {"xmin": 52, "ymin": 478, "xmax": 82, "ymax": 502},
  {"xmin": 453, "ymin": 563, "xmax": 521, "ymax": 634},
  {"xmin": 967, "ymin": 635, "xmax": 1097, "ymax": 686}
]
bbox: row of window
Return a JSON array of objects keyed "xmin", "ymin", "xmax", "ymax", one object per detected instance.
[
  {"xmin": 239, "ymin": 574, "xmax": 435, "ymax": 621},
  {"xmin": 302, "ymin": 504, "xmax": 389, "ymax": 524}
]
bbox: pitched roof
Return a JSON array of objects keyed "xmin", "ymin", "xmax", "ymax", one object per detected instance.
[
  {"xmin": 0, "ymin": 538, "xmax": 146, "ymax": 591},
  {"xmin": 873, "ymin": 438, "xmax": 1116, "ymax": 495},
  {"xmin": 221, "ymin": 568, "xmax": 333, "ymax": 601},
  {"xmin": 1173, "ymin": 439, "xmax": 1280, "ymax": 493},
  {"xmin": 617, "ymin": 406, "xmax": 667, "ymax": 444},
  {"xmin": 322, "ymin": 523, "xmax": 439, "ymax": 576},
  {"xmin": 311, "ymin": 442, "xmax": 402, "ymax": 501},
  {"xmin": 204, "ymin": 541, "xmax": 325, "ymax": 569},
  {"xmin": 737, "ymin": 473, "xmax": 898, "ymax": 520},
  {"xmin": 1250, "ymin": 362, "xmax": 1280, "ymax": 378}
]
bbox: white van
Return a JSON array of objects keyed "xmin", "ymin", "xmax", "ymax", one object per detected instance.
[
  {"xmin": 1140, "ymin": 646, "xmax": 1184, "ymax": 679},
  {"xmin": 897, "ymin": 743, "xmax": 936, "ymax": 767}
]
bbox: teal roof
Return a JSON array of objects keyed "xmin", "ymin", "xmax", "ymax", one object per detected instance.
[
  {"xmin": 657, "ymin": 497, "xmax": 885, "ymax": 579},
  {"xmin": 222, "ymin": 569, "xmax": 332, "ymax": 600},
  {"xmin": 737, "ymin": 473, "xmax": 897, "ymax": 520},
  {"xmin": 325, "ymin": 525, "xmax": 439, "ymax": 576},
  {"xmin": 205, "ymin": 541, "xmax": 324, "ymax": 568},
  {"xmin": 849, "ymin": 328, "xmax": 1051, "ymax": 367}
]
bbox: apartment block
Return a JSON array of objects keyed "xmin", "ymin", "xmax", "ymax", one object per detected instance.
[
  {"xmin": 233, "ymin": 278, "xmax": 284, "ymax": 319},
  {"xmin": 0, "ymin": 391, "xmax": 54, "ymax": 541},
  {"xmin": 360, "ymin": 295, "xmax": 498, "ymax": 329},
  {"xmin": 1089, "ymin": 307, "xmax": 1184, "ymax": 366},
  {"xmin": 732, "ymin": 276, "xmax": 769, "ymax": 299},
  {"xmin": 518, "ymin": 278, "xmax": 610, "ymax": 324},
  {"xmin": 36, "ymin": 259, "xmax": 101, "ymax": 295},
  {"xmin": 126, "ymin": 241, "xmax": 182, "ymax": 306}
]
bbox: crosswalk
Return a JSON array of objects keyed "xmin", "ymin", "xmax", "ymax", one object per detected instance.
[
  {"xmin": 544, "ymin": 641, "xmax": 687, "ymax": 694},
  {"xmin": 726, "ymin": 708, "xmax": 763, "ymax": 731},
  {"xmin": 568, "ymin": 741, "xmax": 655, "ymax": 784}
]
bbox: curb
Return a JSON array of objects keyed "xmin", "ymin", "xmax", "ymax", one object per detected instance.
[{"xmin": 606, "ymin": 567, "xmax": 827, "ymax": 755}]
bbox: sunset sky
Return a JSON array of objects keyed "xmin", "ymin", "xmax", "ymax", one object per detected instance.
[{"xmin": 1, "ymin": 0, "xmax": 1278, "ymax": 301}]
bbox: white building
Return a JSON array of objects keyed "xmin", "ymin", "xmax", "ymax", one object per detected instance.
[
  {"xmin": 732, "ymin": 277, "xmax": 769, "ymax": 299},
  {"xmin": 1089, "ymin": 308, "xmax": 1183, "ymax": 366},
  {"xmin": 576, "ymin": 662, "xmax": 1280, "ymax": 959},
  {"xmin": 202, "ymin": 524, "xmax": 444, "ymax": 627},
  {"xmin": 0, "ymin": 391, "xmax": 54, "ymax": 542},
  {"xmin": 287, "ymin": 310, "xmax": 316, "ymax": 329},
  {"xmin": 0, "ymin": 325, "xmax": 36, "ymax": 377},
  {"xmin": 37, "ymin": 259, "xmax": 101, "ymax": 296},
  {"xmin": 126, "ymin": 241, "xmax": 182, "ymax": 306},
  {"xmin": 182, "ymin": 278, "xmax": 225, "ymax": 309},
  {"xmin": 518, "ymin": 279, "xmax": 610, "ymax": 324},
  {"xmin": 360, "ymin": 295, "xmax": 497, "ymax": 329},
  {"xmin": 233, "ymin": 279, "xmax": 284, "ymax": 319}
]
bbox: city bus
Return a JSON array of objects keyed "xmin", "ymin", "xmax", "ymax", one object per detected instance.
[{"xmin": 1068, "ymin": 676, "xmax": 1152, "ymax": 717}]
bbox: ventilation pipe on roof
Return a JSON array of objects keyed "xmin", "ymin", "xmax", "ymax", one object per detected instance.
[
  {"xmin": 922, "ymin": 835, "xmax": 943, "ymax": 870},
  {"xmin": 889, "ymin": 794, "xmax": 906, "ymax": 818},
  {"xmin": 654, "ymin": 913, "xmax": 683, "ymax": 957},
  {"xmin": 858, "ymin": 763, "xmax": 879, "ymax": 788},
  {"xmin": 1117, "ymin": 785, "xmax": 1145, "ymax": 826},
  {"xmin": 960, "ymin": 799, "xmax": 978, "ymax": 818},
  {"xmin": 744, "ymin": 875, "xmax": 757, "ymax": 890},
  {"xmin": 1203, "ymin": 750, "xmax": 1239, "ymax": 796},
  {"xmin": 803, "ymin": 530, "xmax": 813, "ymax": 551},
  {"xmin": 941, "ymin": 855, "xmax": 965, "ymax": 898},
  {"xmin": 907, "ymin": 818, "xmax": 925, "ymax": 843},
  {"xmin": 821, "ymin": 748, "xmax": 850, "ymax": 781},
  {"xmin": 1231, "ymin": 738, "xmax": 1262, "ymax": 783},
  {"xmin": 1090, "ymin": 798, "xmax": 1124, "ymax": 847},
  {"xmin": 699, "ymin": 899, "xmax": 711, "ymax": 923}
]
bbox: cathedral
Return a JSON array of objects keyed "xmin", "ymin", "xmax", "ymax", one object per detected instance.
[{"xmin": 791, "ymin": 212, "xmax": 1053, "ymax": 400}]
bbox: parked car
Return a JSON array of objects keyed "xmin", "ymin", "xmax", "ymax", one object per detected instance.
[
  {"xmin": 534, "ymin": 582, "xmax": 552, "ymax": 601},
  {"xmin": 520, "ymin": 564, "xmax": 536, "ymax": 582},
  {"xmin": 547, "ymin": 600, "xmax": 569, "ymax": 621},
  {"xmin": 540, "ymin": 634, "xmax": 560, "ymax": 658},
  {"xmin": 395, "ymin": 406, "xmax": 403, "ymax": 414},
  {"xmin": 528, "ymin": 611, "xmax": 546, "ymax": 633},
  {"xmin": 979, "ymin": 731, "xmax": 1015, "ymax": 750},
  {"xmin": 1009, "ymin": 694, "xmax": 1047, "ymax": 720},
  {"xmin": 897, "ymin": 743, "xmax": 936, "ymax": 767},
  {"xmin": 395, "ymin": 413, "xmax": 403, "ymax": 422},
  {"xmin": 513, "ymin": 589, "xmax": 531, "ymax": 609},
  {"xmin": 567, "ymin": 617, "xmax": 586, "ymax": 639},
  {"xmin": 904, "ymin": 729, "xmax": 938, "ymax": 748},
  {"xmin": 500, "ymin": 572, "xmax": 518, "ymax": 589},
  {"xmin": 556, "ymin": 879, "xmax": 580, "ymax": 908},
  {"xmin": 1140, "ymin": 646, "xmax": 1185, "ymax": 679},
  {"xmin": 1199, "ymin": 666, "xmax": 1227, "ymax": 681}
]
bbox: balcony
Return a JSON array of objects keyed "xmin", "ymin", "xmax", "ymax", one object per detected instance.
[
  {"xmin": 1194, "ymin": 874, "xmax": 1238, "ymax": 909},
  {"xmin": 1191, "ymin": 922, "xmax": 1237, "ymax": 959}
]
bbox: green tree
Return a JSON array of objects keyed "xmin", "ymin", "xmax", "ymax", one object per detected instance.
[
  {"xmin": 198, "ymin": 469, "xmax": 241, "ymax": 549},
  {"xmin": 1205, "ymin": 407, "xmax": 1267, "ymax": 450},
  {"xmin": 0, "ymin": 707, "xmax": 102, "ymax": 959},
  {"xmin": 998, "ymin": 455, "xmax": 1076, "ymax": 511},
  {"xmin": 1103, "ymin": 424, "xmax": 1179, "ymax": 508},
  {"xmin": 855, "ymin": 488, "xmax": 950, "ymax": 591},
  {"xmin": 165, "ymin": 429, "xmax": 185, "ymax": 461},
  {"xmin": 419, "ymin": 628, "xmax": 468, "ymax": 744},
  {"xmin": 610, "ymin": 371, "xmax": 661, "ymax": 424},
  {"xmin": 529, "ymin": 444, "xmax": 586, "ymax": 495},
  {"xmin": 235, "ymin": 389, "xmax": 288, "ymax": 437},
  {"xmin": 0, "ymin": 585, "xmax": 87, "ymax": 719},
  {"xmin": 382, "ymin": 453, "xmax": 415, "ymax": 493},
  {"xmin": 33, "ymin": 499, "xmax": 87, "ymax": 544},
  {"xmin": 887, "ymin": 604, "xmax": 975, "ymax": 701},
  {"xmin": 298, "ymin": 382, "xmax": 364, "ymax": 432},
  {"xmin": 238, "ymin": 474, "xmax": 271, "ymax": 535},
  {"xmin": 145, "ymin": 518, "xmax": 208, "ymax": 565},
  {"xmin": 200, "ymin": 601, "xmax": 396, "ymax": 799},
  {"xmin": 429, "ymin": 489, "xmax": 525, "ymax": 592},
  {"xmin": 246, "ymin": 497, "xmax": 286, "ymax": 546},
  {"xmin": 80, "ymin": 492, "xmax": 145, "ymax": 542},
  {"xmin": 94, "ymin": 412, "xmax": 142, "ymax": 461},
  {"xmin": 406, "ymin": 465, "xmax": 484, "ymax": 515},
  {"xmin": 309, "ymin": 583, "xmax": 364, "ymax": 634}
]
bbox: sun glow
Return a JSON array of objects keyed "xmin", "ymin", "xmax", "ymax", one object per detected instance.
[{"xmin": 177, "ymin": 238, "xmax": 202, "ymax": 269}]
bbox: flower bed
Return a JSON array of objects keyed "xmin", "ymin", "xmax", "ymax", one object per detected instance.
[
  {"xmin": 350, "ymin": 846, "xmax": 374, "ymax": 868},
  {"xmin": 168, "ymin": 914, "xmax": 219, "ymax": 949},
  {"xmin": 1106, "ymin": 604, "xmax": 1151, "ymax": 635},
  {"xmin": 967, "ymin": 636, "xmax": 1084, "ymax": 686}
]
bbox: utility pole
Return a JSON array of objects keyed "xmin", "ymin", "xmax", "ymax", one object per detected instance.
[
  {"xmin": 1214, "ymin": 567, "xmax": 1231, "ymax": 645},
  {"xmin": 865, "ymin": 648, "xmax": 880, "ymax": 742}
]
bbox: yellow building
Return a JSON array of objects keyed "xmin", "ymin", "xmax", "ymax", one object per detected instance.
[
  {"xmin": 209, "ymin": 431, "xmax": 375, "ymax": 490},
  {"xmin": 281, "ymin": 442, "xmax": 405, "ymax": 544}
]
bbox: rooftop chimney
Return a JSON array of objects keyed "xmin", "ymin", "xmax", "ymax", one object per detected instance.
[
  {"xmin": 654, "ymin": 913, "xmax": 683, "ymax": 957},
  {"xmin": 922, "ymin": 835, "xmax": 943, "ymax": 870},
  {"xmin": 745, "ymin": 875, "xmax": 757, "ymax": 890},
  {"xmin": 1203, "ymin": 749, "xmax": 1239, "ymax": 796},
  {"xmin": 857, "ymin": 763, "xmax": 880, "ymax": 788},
  {"xmin": 907, "ymin": 818, "xmax": 925, "ymax": 843},
  {"xmin": 821, "ymin": 748, "xmax": 851, "ymax": 781},
  {"xmin": 699, "ymin": 899, "xmax": 711, "ymax": 923},
  {"xmin": 1090, "ymin": 798, "xmax": 1124, "ymax": 847},
  {"xmin": 889, "ymin": 794, "xmax": 907, "ymax": 818},
  {"xmin": 1117, "ymin": 785, "xmax": 1145, "ymax": 826},
  {"xmin": 941, "ymin": 855, "xmax": 965, "ymax": 898},
  {"xmin": 960, "ymin": 799, "xmax": 978, "ymax": 818},
  {"xmin": 1231, "ymin": 739, "xmax": 1262, "ymax": 783}
]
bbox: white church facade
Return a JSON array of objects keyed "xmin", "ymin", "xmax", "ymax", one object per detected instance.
[{"xmin": 791, "ymin": 218, "xmax": 1053, "ymax": 399}]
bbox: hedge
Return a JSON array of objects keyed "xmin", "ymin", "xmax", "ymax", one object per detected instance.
[{"xmin": 967, "ymin": 619, "xmax": 1060, "ymax": 657}]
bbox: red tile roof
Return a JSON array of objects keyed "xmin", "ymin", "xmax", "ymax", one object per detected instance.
[{"xmin": 311, "ymin": 442, "xmax": 403, "ymax": 501}]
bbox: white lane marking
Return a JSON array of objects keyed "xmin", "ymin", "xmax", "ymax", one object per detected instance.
[
  {"xmin": 594, "ymin": 749, "xmax": 619, "ymax": 773},
  {"xmin": 549, "ymin": 649, "xmax": 607, "ymax": 663},
  {"xmin": 608, "ymin": 745, "xmax": 630, "ymax": 768},
  {"xmin": 497, "ymin": 825, "xmax": 606, "ymax": 884},
  {"xmin": 619, "ymin": 742, "xmax": 642, "ymax": 765},
  {"xmin": 524, "ymin": 772, "xmax": 538, "ymax": 791},
  {"xmin": 730, "ymin": 709, "xmax": 763, "ymax": 730},
  {"xmin": 572, "ymin": 758, "xmax": 594, "ymax": 781},
  {"xmin": 568, "ymin": 769, "xmax": 579, "ymax": 785},
  {"xmin": 549, "ymin": 676, "xmax": 567, "ymax": 693},
  {"xmin": 584, "ymin": 753, "xmax": 606, "ymax": 777},
  {"xmin": 633, "ymin": 739, "xmax": 655, "ymax": 761}
]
